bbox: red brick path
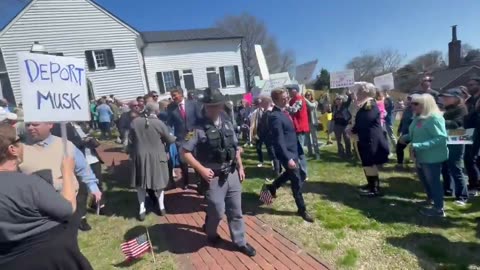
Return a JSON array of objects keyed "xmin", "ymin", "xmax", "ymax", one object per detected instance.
[{"xmin": 98, "ymin": 145, "xmax": 330, "ymax": 270}]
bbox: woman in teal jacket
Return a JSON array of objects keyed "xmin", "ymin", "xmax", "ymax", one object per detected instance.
[{"xmin": 400, "ymin": 93, "xmax": 448, "ymax": 217}]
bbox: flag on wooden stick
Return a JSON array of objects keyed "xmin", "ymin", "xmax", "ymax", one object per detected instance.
[
  {"xmin": 120, "ymin": 233, "xmax": 151, "ymax": 260},
  {"xmin": 259, "ymin": 184, "xmax": 273, "ymax": 205}
]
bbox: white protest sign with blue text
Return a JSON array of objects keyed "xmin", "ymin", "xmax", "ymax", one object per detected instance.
[
  {"xmin": 330, "ymin": 69, "xmax": 355, "ymax": 89},
  {"xmin": 17, "ymin": 52, "xmax": 89, "ymax": 122}
]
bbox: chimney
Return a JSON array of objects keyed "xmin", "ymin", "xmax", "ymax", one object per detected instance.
[{"xmin": 448, "ymin": 25, "xmax": 462, "ymax": 68}]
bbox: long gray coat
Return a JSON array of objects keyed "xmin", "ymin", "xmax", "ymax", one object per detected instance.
[{"xmin": 129, "ymin": 115, "xmax": 176, "ymax": 190}]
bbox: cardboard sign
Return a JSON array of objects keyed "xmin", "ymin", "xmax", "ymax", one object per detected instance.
[
  {"xmin": 260, "ymin": 78, "xmax": 288, "ymax": 96},
  {"xmin": 447, "ymin": 128, "xmax": 474, "ymax": 145},
  {"xmin": 17, "ymin": 52, "xmax": 90, "ymax": 122},
  {"xmin": 374, "ymin": 73, "xmax": 395, "ymax": 91},
  {"xmin": 330, "ymin": 69, "xmax": 355, "ymax": 89}
]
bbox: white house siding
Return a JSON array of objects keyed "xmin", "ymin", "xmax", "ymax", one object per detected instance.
[
  {"xmin": 143, "ymin": 38, "xmax": 245, "ymax": 98},
  {"xmin": 0, "ymin": 0, "xmax": 147, "ymax": 103}
]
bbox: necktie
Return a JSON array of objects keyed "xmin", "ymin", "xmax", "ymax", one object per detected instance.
[
  {"xmin": 179, "ymin": 103, "xmax": 186, "ymax": 120},
  {"xmin": 283, "ymin": 110, "xmax": 293, "ymax": 123}
]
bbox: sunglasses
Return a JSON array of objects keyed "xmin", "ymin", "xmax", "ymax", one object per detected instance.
[
  {"xmin": 152, "ymin": 95, "xmax": 159, "ymax": 98},
  {"xmin": 411, "ymin": 102, "xmax": 420, "ymax": 106}
]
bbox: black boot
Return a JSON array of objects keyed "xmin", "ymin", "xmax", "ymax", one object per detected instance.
[
  {"xmin": 360, "ymin": 176, "xmax": 383, "ymax": 197},
  {"xmin": 79, "ymin": 218, "xmax": 92, "ymax": 231}
]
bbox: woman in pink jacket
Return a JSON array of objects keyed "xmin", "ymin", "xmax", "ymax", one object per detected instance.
[{"xmin": 375, "ymin": 91, "xmax": 387, "ymax": 127}]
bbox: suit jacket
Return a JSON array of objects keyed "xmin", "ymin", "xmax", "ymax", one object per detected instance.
[
  {"xmin": 268, "ymin": 106, "xmax": 303, "ymax": 166},
  {"xmin": 167, "ymin": 100, "xmax": 201, "ymax": 142}
]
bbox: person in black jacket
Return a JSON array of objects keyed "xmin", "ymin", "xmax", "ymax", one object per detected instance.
[
  {"xmin": 265, "ymin": 88, "xmax": 313, "ymax": 222},
  {"xmin": 439, "ymin": 88, "xmax": 469, "ymax": 204},
  {"xmin": 351, "ymin": 82, "xmax": 390, "ymax": 197},
  {"xmin": 465, "ymin": 77, "xmax": 480, "ymax": 196},
  {"xmin": 332, "ymin": 92, "xmax": 352, "ymax": 158}
]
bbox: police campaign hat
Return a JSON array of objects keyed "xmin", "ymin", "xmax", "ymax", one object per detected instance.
[{"xmin": 202, "ymin": 88, "xmax": 225, "ymax": 106}]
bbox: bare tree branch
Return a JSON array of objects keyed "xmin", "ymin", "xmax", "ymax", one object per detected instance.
[{"xmin": 216, "ymin": 13, "xmax": 295, "ymax": 89}]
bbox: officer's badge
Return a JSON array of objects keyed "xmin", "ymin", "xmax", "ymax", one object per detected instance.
[{"xmin": 185, "ymin": 130, "xmax": 195, "ymax": 141}]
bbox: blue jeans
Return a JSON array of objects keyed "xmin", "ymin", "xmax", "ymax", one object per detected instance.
[
  {"xmin": 416, "ymin": 162, "xmax": 444, "ymax": 210},
  {"xmin": 297, "ymin": 133, "xmax": 306, "ymax": 146},
  {"xmin": 442, "ymin": 144, "xmax": 468, "ymax": 201}
]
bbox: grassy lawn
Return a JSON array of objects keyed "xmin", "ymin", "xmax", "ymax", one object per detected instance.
[
  {"xmin": 79, "ymin": 132, "xmax": 480, "ymax": 269},
  {"xmin": 240, "ymin": 139, "xmax": 480, "ymax": 270}
]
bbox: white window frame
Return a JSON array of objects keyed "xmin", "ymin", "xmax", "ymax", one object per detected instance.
[
  {"xmin": 206, "ymin": 67, "xmax": 216, "ymax": 73},
  {"xmin": 162, "ymin": 71, "xmax": 177, "ymax": 91},
  {"xmin": 92, "ymin": 50, "xmax": 108, "ymax": 70},
  {"xmin": 223, "ymin": 65, "xmax": 236, "ymax": 87}
]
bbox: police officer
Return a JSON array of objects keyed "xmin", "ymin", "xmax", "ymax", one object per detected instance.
[{"xmin": 181, "ymin": 88, "xmax": 256, "ymax": 257}]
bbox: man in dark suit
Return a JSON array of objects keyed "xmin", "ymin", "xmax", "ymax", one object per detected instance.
[
  {"xmin": 167, "ymin": 87, "xmax": 201, "ymax": 189},
  {"xmin": 265, "ymin": 88, "xmax": 314, "ymax": 222}
]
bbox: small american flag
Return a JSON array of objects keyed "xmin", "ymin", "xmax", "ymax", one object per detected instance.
[
  {"xmin": 121, "ymin": 234, "xmax": 151, "ymax": 260},
  {"xmin": 259, "ymin": 185, "xmax": 273, "ymax": 205}
]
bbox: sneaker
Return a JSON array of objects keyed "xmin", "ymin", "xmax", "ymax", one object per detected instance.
[
  {"xmin": 468, "ymin": 189, "xmax": 478, "ymax": 197},
  {"xmin": 453, "ymin": 200, "xmax": 467, "ymax": 206},
  {"xmin": 420, "ymin": 207, "xmax": 446, "ymax": 217},
  {"xmin": 257, "ymin": 163, "xmax": 263, "ymax": 168}
]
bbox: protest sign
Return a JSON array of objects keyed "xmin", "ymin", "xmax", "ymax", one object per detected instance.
[
  {"xmin": 259, "ymin": 78, "xmax": 288, "ymax": 96},
  {"xmin": 447, "ymin": 128, "xmax": 474, "ymax": 145},
  {"xmin": 374, "ymin": 73, "xmax": 395, "ymax": 91},
  {"xmin": 17, "ymin": 52, "xmax": 89, "ymax": 122},
  {"xmin": 330, "ymin": 69, "xmax": 355, "ymax": 89}
]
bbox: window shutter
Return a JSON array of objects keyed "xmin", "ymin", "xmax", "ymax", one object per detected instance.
[
  {"xmin": 106, "ymin": 49, "xmax": 116, "ymax": 69},
  {"xmin": 219, "ymin": 67, "xmax": 226, "ymax": 88},
  {"xmin": 173, "ymin": 70, "xmax": 181, "ymax": 87},
  {"xmin": 85, "ymin": 51, "xmax": 96, "ymax": 71},
  {"xmin": 234, "ymin": 65, "xmax": 240, "ymax": 87},
  {"xmin": 156, "ymin": 72, "xmax": 165, "ymax": 94},
  {"xmin": 184, "ymin": 74, "xmax": 195, "ymax": 90}
]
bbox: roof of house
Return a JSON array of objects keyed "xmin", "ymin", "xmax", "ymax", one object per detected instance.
[
  {"xmin": 430, "ymin": 65, "xmax": 480, "ymax": 90},
  {"xmin": 294, "ymin": 59, "xmax": 318, "ymax": 84},
  {"xmin": 0, "ymin": 0, "xmax": 139, "ymax": 35},
  {"xmin": 141, "ymin": 28, "xmax": 243, "ymax": 43},
  {"xmin": 410, "ymin": 64, "xmax": 480, "ymax": 92}
]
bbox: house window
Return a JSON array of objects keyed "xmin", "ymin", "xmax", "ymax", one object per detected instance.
[
  {"xmin": 206, "ymin": 67, "xmax": 220, "ymax": 89},
  {"xmin": 163, "ymin": 71, "xmax": 176, "ymax": 90},
  {"xmin": 85, "ymin": 49, "xmax": 116, "ymax": 71},
  {"xmin": 223, "ymin": 66, "xmax": 236, "ymax": 86},
  {"xmin": 156, "ymin": 70, "xmax": 180, "ymax": 94},
  {"xmin": 183, "ymin": 69, "xmax": 195, "ymax": 90},
  {"xmin": 93, "ymin": 50, "xmax": 107, "ymax": 68},
  {"xmin": 219, "ymin": 65, "xmax": 240, "ymax": 88}
]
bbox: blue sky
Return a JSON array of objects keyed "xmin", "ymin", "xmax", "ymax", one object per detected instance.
[{"xmin": 2, "ymin": 0, "xmax": 480, "ymax": 73}]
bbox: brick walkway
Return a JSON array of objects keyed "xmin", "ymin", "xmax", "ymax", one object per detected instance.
[{"xmin": 98, "ymin": 145, "xmax": 330, "ymax": 270}]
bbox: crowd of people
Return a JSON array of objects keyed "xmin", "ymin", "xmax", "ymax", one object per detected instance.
[{"xmin": 1, "ymin": 73, "xmax": 480, "ymax": 267}]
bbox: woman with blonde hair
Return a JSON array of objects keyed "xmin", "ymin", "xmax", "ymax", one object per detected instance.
[
  {"xmin": 400, "ymin": 93, "xmax": 448, "ymax": 217},
  {"xmin": 350, "ymin": 82, "xmax": 390, "ymax": 197}
]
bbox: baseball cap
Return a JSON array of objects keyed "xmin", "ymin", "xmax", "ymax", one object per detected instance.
[
  {"xmin": 285, "ymin": 84, "xmax": 300, "ymax": 92},
  {"xmin": 439, "ymin": 88, "xmax": 463, "ymax": 99},
  {"xmin": 0, "ymin": 107, "xmax": 17, "ymax": 122}
]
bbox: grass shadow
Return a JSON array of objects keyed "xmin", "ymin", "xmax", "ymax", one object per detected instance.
[
  {"xmin": 387, "ymin": 232, "xmax": 480, "ymax": 269},
  {"xmin": 303, "ymin": 180, "xmax": 462, "ymax": 229}
]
